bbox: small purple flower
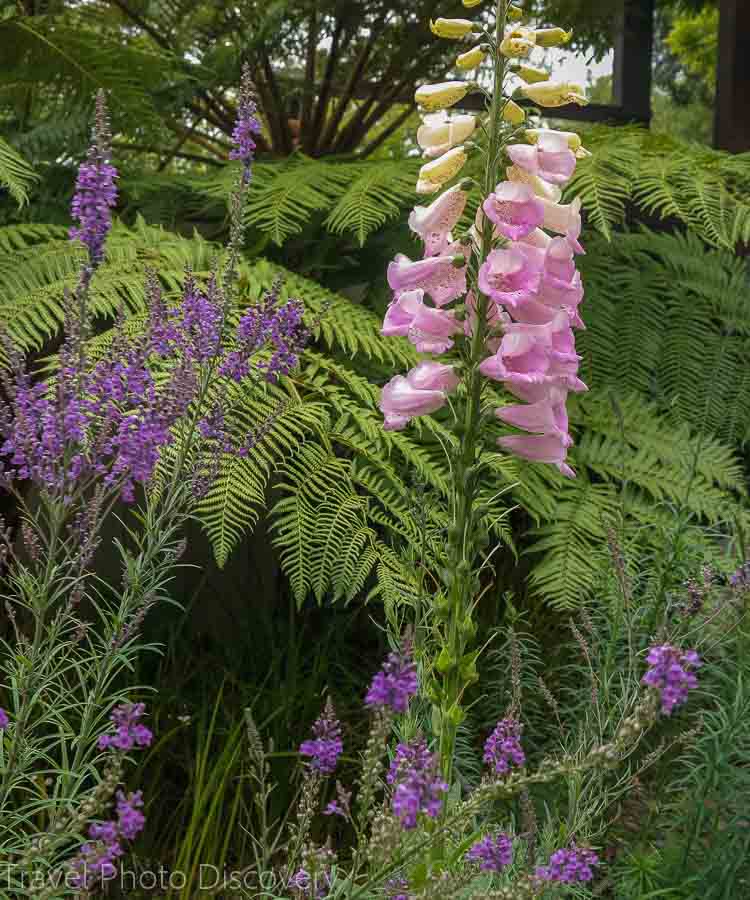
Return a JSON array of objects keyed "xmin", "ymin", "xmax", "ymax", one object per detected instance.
[
  {"xmin": 535, "ymin": 845, "xmax": 599, "ymax": 883},
  {"xmin": 387, "ymin": 737, "xmax": 448, "ymax": 829},
  {"xmin": 289, "ymin": 868, "xmax": 330, "ymax": 898},
  {"xmin": 98, "ymin": 703, "xmax": 153, "ymax": 752},
  {"xmin": 69, "ymin": 92, "xmax": 118, "ymax": 265},
  {"xmin": 385, "ymin": 878, "xmax": 409, "ymax": 900},
  {"xmin": 229, "ymin": 65, "xmax": 261, "ymax": 183},
  {"xmin": 70, "ymin": 834, "xmax": 123, "ymax": 890},
  {"xmin": 0, "ymin": 709, "xmax": 8, "ymax": 730},
  {"xmin": 483, "ymin": 717, "xmax": 525, "ymax": 776},
  {"xmin": 323, "ymin": 782, "xmax": 351, "ymax": 818},
  {"xmin": 729, "ymin": 560, "xmax": 750, "ymax": 590},
  {"xmin": 365, "ymin": 644, "xmax": 418, "ymax": 714},
  {"xmin": 642, "ymin": 644, "xmax": 701, "ymax": 715},
  {"xmin": 299, "ymin": 702, "xmax": 343, "ymax": 775},
  {"xmin": 115, "ymin": 790, "xmax": 146, "ymax": 840},
  {"xmin": 466, "ymin": 833, "xmax": 513, "ymax": 872}
]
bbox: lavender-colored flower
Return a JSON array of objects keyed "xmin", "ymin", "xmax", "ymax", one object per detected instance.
[
  {"xmin": 387, "ymin": 737, "xmax": 448, "ymax": 829},
  {"xmin": 289, "ymin": 868, "xmax": 330, "ymax": 898},
  {"xmin": 299, "ymin": 701, "xmax": 343, "ymax": 775},
  {"xmin": 229, "ymin": 65, "xmax": 261, "ymax": 183},
  {"xmin": 466, "ymin": 833, "xmax": 513, "ymax": 872},
  {"xmin": 365, "ymin": 644, "xmax": 418, "ymax": 713},
  {"xmin": 483, "ymin": 717, "xmax": 525, "ymax": 775},
  {"xmin": 729, "ymin": 560, "xmax": 750, "ymax": 590},
  {"xmin": 385, "ymin": 878, "xmax": 409, "ymax": 900},
  {"xmin": 70, "ymin": 834, "xmax": 123, "ymax": 890},
  {"xmin": 115, "ymin": 790, "xmax": 146, "ymax": 840},
  {"xmin": 535, "ymin": 845, "xmax": 599, "ymax": 883},
  {"xmin": 98, "ymin": 703, "xmax": 153, "ymax": 752},
  {"xmin": 69, "ymin": 92, "xmax": 118, "ymax": 265},
  {"xmin": 0, "ymin": 708, "xmax": 8, "ymax": 730},
  {"xmin": 323, "ymin": 782, "xmax": 351, "ymax": 818},
  {"xmin": 642, "ymin": 644, "xmax": 701, "ymax": 715}
]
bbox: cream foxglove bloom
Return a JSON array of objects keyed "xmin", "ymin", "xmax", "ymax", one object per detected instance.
[
  {"xmin": 418, "ymin": 145, "xmax": 468, "ymax": 189},
  {"xmin": 533, "ymin": 27, "xmax": 573, "ymax": 47},
  {"xmin": 515, "ymin": 64, "xmax": 550, "ymax": 84},
  {"xmin": 539, "ymin": 196, "xmax": 584, "ymax": 253},
  {"xmin": 502, "ymin": 100, "xmax": 526, "ymax": 124},
  {"xmin": 415, "ymin": 81, "xmax": 474, "ymax": 111},
  {"xmin": 456, "ymin": 45, "xmax": 488, "ymax": 70},
  {"xmin": 500, "ymin": 26, "xmax": 536, "ymax": 59},
  {"xmin": 524, "ymin": 128, "xmax": 592, "ymax": 159},
  {"xmin": 430, "ymin": 18, "xmax": 475, "ymax": 39},
  {"xmin": 463, "ymin": 0, "xmax": 483, "ymax": 6},
  {"xmin": 520, "ymin": 80, "xmax": 588, "ymax": 107},
  {"xmin": 408, "ymin": 183, "xmax": 469, "ymax": 256},
  {"xmin": 507, "ymin": 164, "xmax": 562, "ymax": 202},
  {"xmin": 417, "ymin": 111, "xmax": 476, "ymax": 158}
]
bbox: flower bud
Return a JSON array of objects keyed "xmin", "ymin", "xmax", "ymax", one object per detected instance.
[
  {"xmin": 415, "ymin": 81, "xmax": 474, "ymax": 111},
  {"xmin": 463, "ymin": 0, "xmax": 483, "ymax": 6},
  {"xmin": 533, "ymin": 27, "xmax": 573, "ymax": 47},
  {"xmin": 524, "ymin": 127, "xmax": 582, "ymax": 151},
  {"xmin": 430, "ymin": 17, "xmax": 475, "ymax": 39},
  {"xmin": 520, "ymin": 80, "xmax": 587, "ymax": 107},
  {"xmin": 456, "ymin": 44, "xmax": 488, "ymax": 70},
  {"xmin": 451, "ymin": 254, "xmax": 468, "ymax": 268},
  {"xmin": 507, "ymin": 4, "xmax": 523, "ymax": 21},
  {"xmin": 516, "ymin": 64, "xmax": 550, "ymax": 84},
  {"xmin": 502, "ymin": 99, "xmax": 526, "ymax": 124},
  {"xmin": 418, "ymin": 145, "xmax": 468, "ymax": 188}
]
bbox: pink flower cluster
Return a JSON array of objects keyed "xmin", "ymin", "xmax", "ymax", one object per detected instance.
[{"xmin": 379, "ymin": 130, "xmax": 587, "ymax": 476}]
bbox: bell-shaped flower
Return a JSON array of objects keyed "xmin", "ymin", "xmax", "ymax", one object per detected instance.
[
  {"xmin": 456, "ymin": 45, "xmax": 488, "ymax": 70},
  {"xmin": 388, "ymin": 241, "xmax": 469, "ymax": 307},
  {"xmin": 415, "ymin": 81, "xmax": 474, "ymax": 111},
  {"xmin": 417, "ymin": 112, "xmax": 476, "ymax": 158},
  {"xmin": 520, "ymin": 80, "xmax": 588, "ymax": 107},
  {"xmin": 539, "ymin": 196, "xmax": 584, "ymax": 254},
  {"xmin": 418, "ymin": 146, "xmax": 468, "ymax": 192},
  {"xmin": 515, "ymin": 64, "xmax": 550, "ymax": 84},
  {"xmin": 521, "ymin": 227, "xmax": 552, "ymax": 250},
  {"xmin": 507, "ymin": 132, "xmax": 577, "ymax": 185},
  {"xmin": 380, "ymin": 362, "xmax": 458, "ymax": 431},
  {"xmin": 507, "ymin": 164, "xmax": 562, "ymax": 202},
  {"xmin": 497, "ymin": 385, "xmax": 570, "ymax": 437},
  {"xmin": 533, "ymin": 27, "xmax": 573, "ymax": 47},
  {"xmin": 381, "ymin": 289, "xmax": 460, "ymax": 354},
  {"xmin": 478, "ymin": 246, "xmax": 542, "ymax": 312},
  {"xmin": 498, "ymin": 431, "xmax": 576, "ymax": 477},
  {"xmin": 502, "ymin": 100, "xmax": 526, "ymax": 124},
  {"xmin": 483, "ymin": 181, "xmax": 545, "ymax": 240},
  {"xmin": 500, "ymin": 26, "xmax": 536, "ymax": 58},
  {"xmin": 409, "ymin": 183, "xmax": 468, "ymax": 256},
  {"xmin": 430, "ymin": 18, "xmax": 475, "ymax": 39}
]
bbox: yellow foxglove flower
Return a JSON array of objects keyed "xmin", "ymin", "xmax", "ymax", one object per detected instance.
[
  {"xmin": 419, "ymin": 146, "xmax": 468, "ymax": 188},
  {"xmin": 502, "ymin": 100, "xmax": 526, "ymax": 125},
  {"xmin": 415, "ymin": 81, "xmax": 473, "ymax": 111},
  {"xmin": 462, "ymin": 0, "xmax": 483, "ymax": 7},
  {"xmin": 417, "ymin": 111, "xmax": 476, "ymax": 157},
  {"xmin": 430, "ymin": 18, "xmax": 474, "ymax": 39},
  {"xmin": 456, "ymin": 45, "xmax": 487, "ymax": 70},
  {"xmin": 524, "ymin": 128, "xmax": 582, "ymax": 151},
  {"xmin": 533, "ymin": 27, "xmax": 573, "ymax": 47},
  {"xmin": 507, "ymin": 164, "xmax": 562, "ymax": 202},
  {"xmin": 520, "ymin": 80, "xmax": 587, "ymax": 107},
  {"xmin": 508, "ymin": 4, "xmax": 523, "ymax": 21},
  {"xmin": 416, "ymin": 178, "xmax": 441, "ymax": 195},
  {"xmin": 516, "ymin": 64, "xmax": 550, "ymax": 84},
  {"xmin": 500, "ymin": 26, "xmax": 536, "ymax": 58}
]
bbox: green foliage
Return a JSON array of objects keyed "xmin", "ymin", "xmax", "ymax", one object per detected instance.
[{"xmin": 0, "ymin": 137, "xmax": 37, "ymax": 206}]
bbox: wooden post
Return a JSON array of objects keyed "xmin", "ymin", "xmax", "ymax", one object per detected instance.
[
  {"xmin": 714, "ymin": 0, "xmax": 750, "ymax": 152},
  {"xmin": 612, "ymin": 0, "xmax": 655, "ymax": 124}
]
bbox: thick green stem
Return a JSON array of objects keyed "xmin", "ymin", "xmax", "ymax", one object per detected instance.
[{"xmin": 439, "ymin": 0, "xmax": 508, "ymax": 784}]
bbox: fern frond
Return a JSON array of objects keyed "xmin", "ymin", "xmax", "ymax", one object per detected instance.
[{"xmin": 0, "ymin": 137, "xmax": 38, "ymax": 207}]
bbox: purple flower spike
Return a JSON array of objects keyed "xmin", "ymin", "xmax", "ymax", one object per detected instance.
[
  {"xmin": 466, "ymin": 833, "xmax": 513, "ymax": 872},
  {"xmin": 483, "ymin": 717, "xmax": 525, "ymax": 775},
  {"xmin": 229, "ymin": 65, "xmax": 262, "ymax": 184},
  {"xmin": 642, "ymin": 644, "xmax": 701, "ymax": 715},
  {"xmin": 299, "ymin": 702, "xmax": 343, "ymax": 775},
  {"xmin": 365, "ymin": 643, "xmax": 418, "ymax": 713},
  {"xmin": 69, "ymin": 92, "xmax": 118, "ymax": 265},
  {"xmin": 387, "ymin": 737, "xmax": 448, "ymax": 829},
  {"xmin": 0, "ymin": 709, "xmax": 8, "ymax": 730},
  {"xmin": 535, "ymin": 844, "xmax": 599, "ymax": 883},
  {"xmin": 98, "ymin": 702, "xmax": 153, "ymax": 752},
  {"xmin": 115, "ymin": 790, "xmax": 146, "ymax": 840}
]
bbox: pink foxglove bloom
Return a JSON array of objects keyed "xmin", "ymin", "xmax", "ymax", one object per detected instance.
[
  {"xmin": 478, "ymin": 247, "xmax": 541, "ymax": 312},
  {"xmin": 506, "ymin": 132, "xmax": 577, "ymax": 185},
  {"xmin": 417, "ymin": 111, "xmax": 476, "ymax": 158},
  {"xmin": 521, "ymin": 227, "xmax": 553, "ymax": 249},
  {"xmin": 381, "ymin": 290, "xmax": 460, "ymax": 354},
  {"xmin": 483, "ymin": 182, "xmax": 545, "ymax": 240},
  {"xmin": 388, "ymin": 243, "xmax": 468, "ymax": 307},
  {"xmin": 497, "ymin": 385, "xmax": 569, "ymax": 436},
  {"xmin": 539, "ymin": 196, "xmax": 584, "ymax": 254},
  {"xmin": 379, "ymin": 362, "xmax": 458, "ymax": 430},
  {"xmin": 499, "ymin": 431, "xmax": 576, "ymax": 477},
  {"xmin": 409, "ymin": 184, "xmax": 468, "ymax": 257},
  {"xmin": 507, "ymin": 164, "xmax": 562, "ymax": 202}
]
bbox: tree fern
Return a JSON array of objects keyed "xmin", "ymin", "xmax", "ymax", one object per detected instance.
[{"xmin": 0, "ymin": 138, "xmax": 38, "ymax": 207}]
